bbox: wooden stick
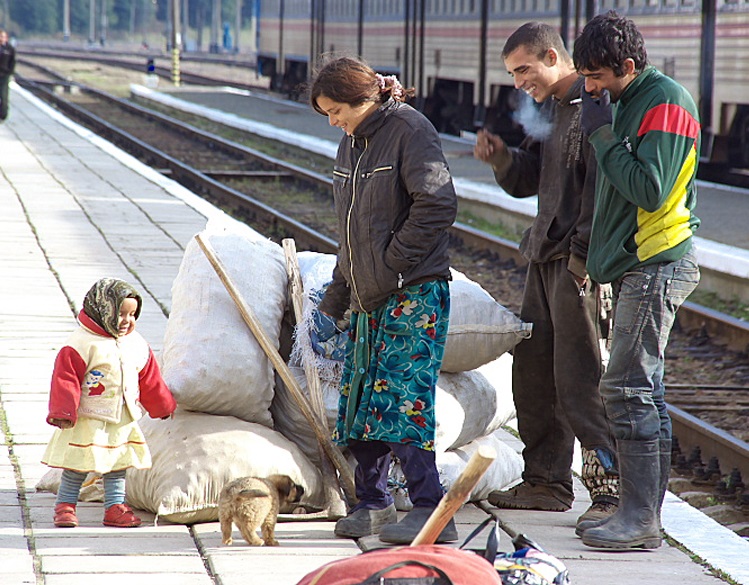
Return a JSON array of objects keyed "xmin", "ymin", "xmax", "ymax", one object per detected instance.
[
  {"xmin": 282, "ymin": 238, "xmax": 348, "ymax": 518},
  {"xmin": 410, "ymin": 445, "xmax": 497, "ymax": 546},
  {"xmin": 195, "ymin": 233, "xmax": 357, "ymax": 503}
]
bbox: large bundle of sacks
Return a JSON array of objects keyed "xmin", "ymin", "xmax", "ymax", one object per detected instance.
[{"xmin": 40, "ymin": 217, "xmax": 531, "ymax": 523}]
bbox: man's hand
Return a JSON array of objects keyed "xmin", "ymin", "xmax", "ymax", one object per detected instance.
[
  {"xmin": 581, "ymin": 89, "xmax": 612, "ymax": 135},
  {"xmin": 474, "ymin": 129, "xmax": 507, "ymax": 167}
]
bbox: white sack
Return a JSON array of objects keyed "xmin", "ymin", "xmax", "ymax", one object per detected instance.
[
  {"xmin": 436, "ymin": 431, "xmax": 524, "ymax": 501},
  {"xmin": 270, "ymin": 367, "xmax": 340, "ymax": 467},
  {"xmin": 434, "ymin": 355, "xmax": 516, "ymax": 452},
  {"xmin": 442, "ymin": 269, "xmax": 532, "ymax": 372},
  {"xmin": 160, "ymin": 220, "xmax": 287, "ymax": 426},
  {"xmin": 126, "ymin": 410, "xmax": 325, "ymax": 524},
  {"xmin": 273, "ymin": 359, "xmax": 515, "ymax": 461}
]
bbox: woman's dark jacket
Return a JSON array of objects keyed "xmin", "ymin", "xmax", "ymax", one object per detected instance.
[{"xmin": 318, "ymin": 99, "xmax": 458, "ymax": 318}]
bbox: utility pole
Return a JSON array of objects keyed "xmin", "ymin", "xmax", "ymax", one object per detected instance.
[
  {"xmin": 182, "ymin": 0, "xmax": 189, "ymax": 52},
  {"xmin": 234, "ymin": 0, "xmax": 241, "ymax": 53},
  {"xmin": 100, "ymin": 0, "xmax": 107, "ymax": 46},
  {"xmin": 89, "ymin": 0, "xmax": 96, "ymax": 45},
  {"xmin": 210, "ymin": 0, "xmax": 222, "ymax": 53},
  {"xmin": 63, "ymin": 0, "xmax": 71, "ymax": 41},
  {"xmin": 172, "ymin": 0, "xmax": 181, "ymax": 85}
]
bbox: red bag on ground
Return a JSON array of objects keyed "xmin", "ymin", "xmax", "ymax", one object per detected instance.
[{"xmin": 296, "ymin": 545, "xmax": 502, "ymax": 585}]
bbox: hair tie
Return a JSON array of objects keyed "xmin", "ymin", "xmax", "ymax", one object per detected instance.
[{"xmin": 375, "ymin": 73, "xmax": 405, "ymax": 100}]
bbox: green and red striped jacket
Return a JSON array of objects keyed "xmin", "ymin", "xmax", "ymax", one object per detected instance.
[{"xmin": 587, "ymin": 66, "xmax": 701, "ymax": 283}]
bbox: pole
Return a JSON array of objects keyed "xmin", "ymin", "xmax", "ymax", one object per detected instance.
[
  {"xmin": 172, "ymin": 0, "xmax": 181, "ymax": 86},
  {"xmin": 476, "ymin": 0, "xmax": 488, "ymax": 127},
  {"xmin": 182, "ymin": 0, "xmax": 189, "ymax": 52},
  {"xmin": 63, "ymin": 0, "xmax": 71, "ymax": 41},
  {"xmin": 234, "ymin": 0, "xmax": 241, "ymax": 53},
  {"xmin": 357, "ymin": 0, "xmax": 363, "ymax": 58},
  {"xmin": 194, "ymin": 234, "xmax": 357, "ymax": 504},
  {"xmin": 699, "ymin": 0, "xmax": 716, "ymax": 144},
  {"xmin": 89, "ymin": 0, "xmax": 95, "ymax": 45},
  {"xmin": 99, "ymin": 0, "xmax": 107, "ymax": 46},
  {"xmin": 210, "ymin": 0, "xmax": 221, "ymax": 53},
  {"xmin": 410, "ymin": 445, "xmax": 496, "ymax": 546}
]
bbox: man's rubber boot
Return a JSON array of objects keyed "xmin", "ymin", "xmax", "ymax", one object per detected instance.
[
  {"xmin": 378, "ymin": 506, "xmax": 458, "ymax": 544},
  {"xmin": 657, "ymin": 438, "xmax": 672, "ymax": 523},
  {"xmin": 582, "ymin": 439, "xmax": 662, "ymax": 549}
]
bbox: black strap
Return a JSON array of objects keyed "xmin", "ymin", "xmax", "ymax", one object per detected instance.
[
  {"xmin": 458, "ymin": 517, "xmax": 500, "ymax": 561},
  {"xmin": 360, "ymin": 560, "xmax": 454, "ymax": 584}
]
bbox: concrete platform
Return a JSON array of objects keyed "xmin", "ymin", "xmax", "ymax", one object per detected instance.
[{"xmin": 1, "ymin": 84, "xmax": 748, "ymax": 585}]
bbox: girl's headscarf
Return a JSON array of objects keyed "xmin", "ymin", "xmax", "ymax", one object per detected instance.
[{"xmin": 82, "ymin": 278, "xmax": 142, "ymax": 338}]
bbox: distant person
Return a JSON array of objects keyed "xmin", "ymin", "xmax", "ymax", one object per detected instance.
[
  {"xmin": 43, "ymin": 278, "xmax": 177, "ymax": 528},
  {"xmin": 308, "ymin": 55, "xmax": 458, "ymax": 544},
  {"xmin": 573, "ymin": 11, "xmax": 700, "ymax": 549},
  {"xmin": 0, "ymin": 29, "xmax": 15, "ymax": 122},
  {"xmin": 474, "ymin": 22, "xmax": 619, "ymax": 531}
]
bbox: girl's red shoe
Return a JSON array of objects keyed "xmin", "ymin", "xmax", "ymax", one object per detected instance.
[
  {"xmin": 103, "ymin": 503, "xmax": 142, "ymax": 527},
  {"xmin": 53, "ymin": 503, "xmax": 78, "ymax": 527}
]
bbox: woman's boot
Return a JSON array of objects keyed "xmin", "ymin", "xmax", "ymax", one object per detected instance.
[{"xmin": 582, "ymin": 439, "xmax": 662, "ymax": 549}]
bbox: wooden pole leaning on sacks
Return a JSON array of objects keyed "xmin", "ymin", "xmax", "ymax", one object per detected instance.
[
  {"xmin": 410, "ymin": 444, "xmax": 497, "ymax": 546},
  {"xmin": 282, "ymin": 238, "xmax": 347, "ymax": 519},
  {"xmin": 194, "ymin": 233, "xmax": 357, "ymax": 505}
]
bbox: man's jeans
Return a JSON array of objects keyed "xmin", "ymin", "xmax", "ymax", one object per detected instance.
[{"xmin": 601, "ymin": 248, "xmax": 700, "ymax": 442}]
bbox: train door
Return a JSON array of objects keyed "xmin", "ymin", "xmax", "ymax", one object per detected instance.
[{"xmin": 423, "ymin": 78, "xmax": 476, "ymax": 136}]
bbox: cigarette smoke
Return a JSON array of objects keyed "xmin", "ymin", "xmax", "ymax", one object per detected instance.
[{"xmin": 512, "ymin": 92, "xmax": 553, "ymax": 141}]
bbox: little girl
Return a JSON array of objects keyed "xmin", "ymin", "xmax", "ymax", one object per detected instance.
[{"xmin": 42, "ymin": 278, "xmax": 176, "ymax": 528}]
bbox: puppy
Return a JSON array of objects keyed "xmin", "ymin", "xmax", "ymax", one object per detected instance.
[{"xmin": 218, "ymin": 474, "xmax": 304, "ymax": 547}]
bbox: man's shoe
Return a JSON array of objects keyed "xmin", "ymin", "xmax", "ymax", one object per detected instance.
[
  {"xmin": 53, "ymin": 503, "xmax": 78, "ymax": 527},
  {"xmin": 575, "ymin": 500, "xmax": 618, "ymax": 536},
  {"xmin": 103, "ymin": 503, "xmax": 142, "ymax": 528},
  {"xmin": 488, "ymin": 482, "xmax": 573, "ymax": 511},
  {"xmin": 379, "ymin": 506, "xmax": 458, "ymax": 544},
  {"xmin": 334, "ymin": 504, "xmax": 397, "ymax": 538}
]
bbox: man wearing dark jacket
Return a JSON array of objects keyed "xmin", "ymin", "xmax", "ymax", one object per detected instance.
[
  {"xmin": 474, "ymin": 22, "xmax": 619, "ymax": 531},
  {"xmin": 0, "ymin": 30, "xmax": 15, "ymax": 122}
]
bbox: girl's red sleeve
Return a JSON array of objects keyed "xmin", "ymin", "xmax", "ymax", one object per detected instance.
[
  {"xmin": 47, "ymin": 346, "xmax": 87, "ymax": 426},
  {"xmin": 138, "ymin": 348, "xmax": 177, "ymax": 418}
]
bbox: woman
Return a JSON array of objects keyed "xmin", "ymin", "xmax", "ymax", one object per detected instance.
[{"xmin": 309, "ymin": 55, "xmax": 458, "ymax": 544}]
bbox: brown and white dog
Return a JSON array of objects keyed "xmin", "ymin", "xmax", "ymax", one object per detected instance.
[{"xmin": 218, "ymin": 474, "xmax": 305, "ymax": 546}]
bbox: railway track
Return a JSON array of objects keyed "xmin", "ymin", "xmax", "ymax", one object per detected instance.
[{"xmin": 14, "ymin": 67, "xmax": 749, "ymax": 536}]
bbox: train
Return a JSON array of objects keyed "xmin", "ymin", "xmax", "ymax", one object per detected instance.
[{"xmin": 255, "ymin": 0, "xmax": 749, "ymax": 172}]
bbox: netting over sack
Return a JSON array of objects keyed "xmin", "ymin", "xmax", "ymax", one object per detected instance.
[{"xmin": 160, "ymin": 220, "xmax": 288, "ymax": 427}]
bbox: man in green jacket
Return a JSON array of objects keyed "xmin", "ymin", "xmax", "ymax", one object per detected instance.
[{"xmin": 574, "ymin": 11, "xmax": 701, "ymax": 550}]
